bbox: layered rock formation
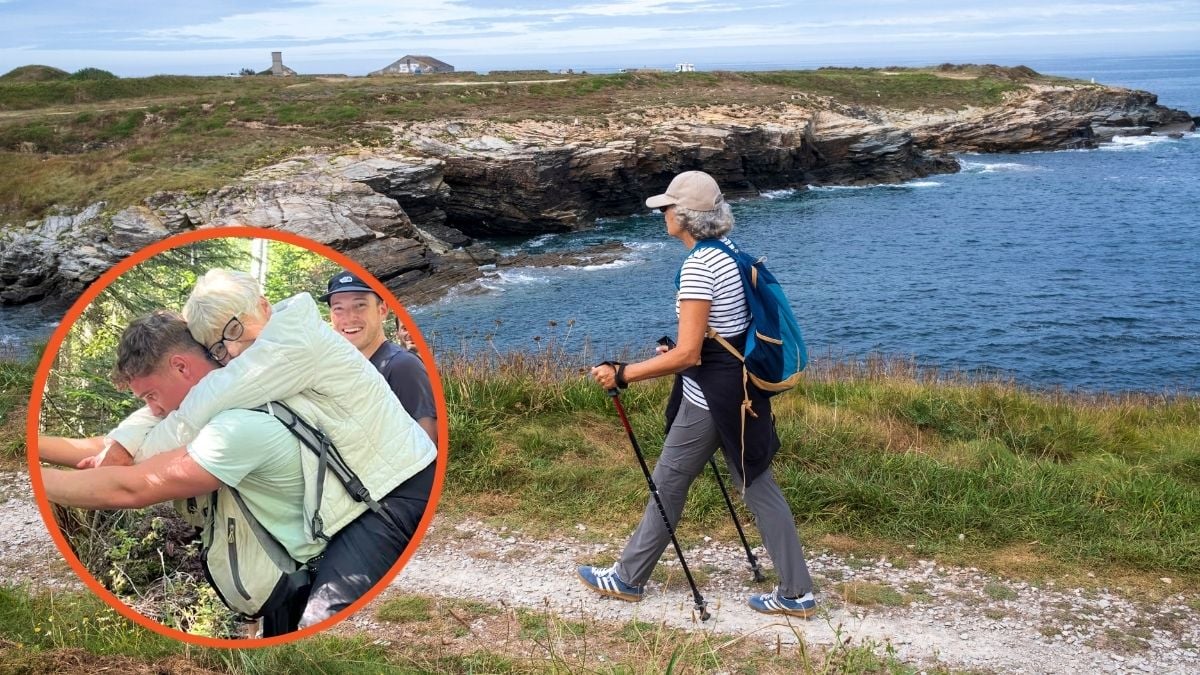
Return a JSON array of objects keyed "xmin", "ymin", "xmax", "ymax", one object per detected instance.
[{"xmin": 1, "ymin": 81, "xmax": 1193, "ymax": 309}]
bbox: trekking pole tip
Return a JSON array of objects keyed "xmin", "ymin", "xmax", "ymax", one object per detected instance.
[
  {"xmin": 752, "ymin": 567, "xmax": 766, "ymax": 583},
  {"xmin": 698, "ymin": 604, "xmax": 711, "ymax": 621}
]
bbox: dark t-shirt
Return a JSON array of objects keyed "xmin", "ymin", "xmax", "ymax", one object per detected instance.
[{"xmin": 368, "ymin": 340, "xmax": 437, "ymax": 422}]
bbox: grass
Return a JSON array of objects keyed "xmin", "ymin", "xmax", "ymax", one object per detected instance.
[
  {"xmin": 835, "ymin": 582, "xmax": 910, "ymax": 608},
  {"xmin": 0, "ymin": 349, "xmax": 37, "ymax": 465},
  {"xmin": 0, "ymin": 66, "xmax": 1050, "ymax": 224},
  {"xmin": 0, "ymin": 584, "xmax": 920, "ymax": 673},
  {"xmin": 376, "ymin": 595, "xmax": 433, "ymax": 623},
  {"xmin": 441, "ymin": 347, "xmax": 1200, "ymax": 590}
]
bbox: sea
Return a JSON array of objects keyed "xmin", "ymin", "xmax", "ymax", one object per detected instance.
[
  {"xmin": 2, "ymin": 54, "xmax": 1197, "ymax": 393},
  {"xmin": 411, "ymin": 53, "xmax": 1200, "ymax": 393}
]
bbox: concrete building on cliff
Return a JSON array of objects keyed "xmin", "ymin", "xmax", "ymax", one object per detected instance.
[
  {"xmin": 257, "ymin": 51, "xmax": 297, "ymax": 77},
  {"xmin": 370, "ymin": 55, "xmax": 454, "ymax": 75}
]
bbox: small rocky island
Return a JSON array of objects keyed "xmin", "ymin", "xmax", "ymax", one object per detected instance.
[{"xmin": 0, "ymin": 67, "xmax": 1193, "ymax": 308}]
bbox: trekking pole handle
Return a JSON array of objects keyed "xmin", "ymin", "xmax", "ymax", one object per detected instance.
[{"xmin": 596, "ymin": 360, "xmax": 628, "ymax": 391}]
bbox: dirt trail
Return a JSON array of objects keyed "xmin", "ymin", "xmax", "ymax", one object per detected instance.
[{"xmin": 3, "ymin": 469, "xmax": 1197, "ymax": 673}]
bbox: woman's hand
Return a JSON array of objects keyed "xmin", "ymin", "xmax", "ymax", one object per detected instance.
[{"xmin": 590, "ymin": 363, "xmax": 620, "ymax": 390}]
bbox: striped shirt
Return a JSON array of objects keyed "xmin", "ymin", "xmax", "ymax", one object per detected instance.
[{"xmin": 676, "ymin": 237, "xmax": 749, "ymax": 409}]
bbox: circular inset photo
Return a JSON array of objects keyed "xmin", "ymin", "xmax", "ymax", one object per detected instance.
[{"xmin": 27, "ymin": 227, "xmax": 445, "ymax": 646}]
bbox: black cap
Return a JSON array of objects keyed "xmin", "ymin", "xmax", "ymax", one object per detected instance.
[{"xmin": 319, "ymin": 270, "xmax": 377, "ymax": 303}]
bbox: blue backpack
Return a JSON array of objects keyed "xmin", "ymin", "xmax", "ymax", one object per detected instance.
[{"xmin": 688, "ymin": 238, "xmax": 808, "ymax": 396}]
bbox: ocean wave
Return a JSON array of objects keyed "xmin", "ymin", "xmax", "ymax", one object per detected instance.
[
  {"xmin": 1100, "ymin": 134, "xmax": 1174, "ymax": 151},
  {"xmin": 960, "ymin": 160, "xmax": 1035, "ymax": 173},
  {"xmin": 625, "ymin": 241, "xmax": 668, "ymax": 251},
  {"xmin": 559, "ymin": 258, "xmax": 639, "ymax": 272},
  {"xmin": 477, "ymin": 269, "xmax": 554, "ymax": 292},
  {"xmin": 525, "ymin": 233, "xmax": 556, "ymax": 248},
  {"xmin": 760, "ymin": 188, "xmax": 798, "ymax": 199},
  {"xmin": 809, "ymin": 180, "xmax": 941, "ymax": 191}
]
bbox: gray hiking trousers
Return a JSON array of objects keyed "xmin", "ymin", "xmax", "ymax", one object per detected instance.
[{"xmin": 613, "ymin": 399, "xmax": 814, "ymax": 598}]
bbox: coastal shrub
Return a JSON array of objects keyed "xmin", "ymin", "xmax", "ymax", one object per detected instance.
[
  {"xmin": 0, "ymin": 348, "xmax": 40, "ymax": 462},
  {"xmin": 0, "ymin": 64, "xmax": 69, "ymax": 81},
  {"xmin": 68, "ymin": 67, "xmax": 118, "ymax": 81}
]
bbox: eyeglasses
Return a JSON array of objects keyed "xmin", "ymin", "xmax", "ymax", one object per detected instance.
[{"xmin": 205, "ymin": 316, "xmax": 244, "ymax": 363}]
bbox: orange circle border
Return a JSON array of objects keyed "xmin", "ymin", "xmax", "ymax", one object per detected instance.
[{"xmin": 25, "ymin": 225, "xmax": 448, "ymax": 649}]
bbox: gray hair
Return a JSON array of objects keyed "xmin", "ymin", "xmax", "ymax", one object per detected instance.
[
  {"xmin": 113, "ymin": 310, "xmax": 205, "ymax": 386},
  {"xmin": 675, "ymin": 202, "xmax": 734, "ymax": 240},
  {"xmin": 183, "ymin": 269, "xmax": 265, "ymax": 347}
]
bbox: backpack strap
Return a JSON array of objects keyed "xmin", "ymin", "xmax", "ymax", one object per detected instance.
[
  {"xmin": 249, "ymin": 402, "xmax": 406, "ymax": 539},
  {"xmin": 681, "ymin": 237, "xmax": 759, "ymax": 488},
  {"xmin": 228, "ymin": 486, "xmax": 299, "ymax": 572}
]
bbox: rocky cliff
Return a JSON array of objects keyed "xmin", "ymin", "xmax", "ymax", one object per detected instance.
[{"xmin": 1, "ymin": 81, "xmax": 1192, "ymax": 309}]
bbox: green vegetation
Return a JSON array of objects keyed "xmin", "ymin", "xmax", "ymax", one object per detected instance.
[
  {"xmin": 0, "ymin": 64, "xmax": 69, "ymax": 82},
  {"xmin": 442, "ymin": 347, "xmax": 1200, "ymax": 588},
  {"xmin": 0, "ymin": 66, "xmax": 1045, "ymax": 224},
  {"xmin": 376, "ymin": 595, "xmax": 433, "ymax": 623},
  {"xmin": 0, "ymin": 585, "xmax": 406, "ymax": 673},
  {"xmin": 0, "ymin": 348, "xmax": 37, "ymax": 462},
  {"xmin": 0, "ymin": 585, "xmax": 916, "ymax": 672},
  {"xmin": 835, "ymin": 581, "xmax": 909, "ymax": 607}
]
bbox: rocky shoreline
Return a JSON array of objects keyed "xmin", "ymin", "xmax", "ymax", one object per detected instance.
[{"xmin": 0, "ymin": 81, "xmax": 1193, "ymax": 309}]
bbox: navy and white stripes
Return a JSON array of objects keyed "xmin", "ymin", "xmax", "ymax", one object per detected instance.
[{"xmin": 676, "ymin": 236, "xmax": 749, "ymax": 409}]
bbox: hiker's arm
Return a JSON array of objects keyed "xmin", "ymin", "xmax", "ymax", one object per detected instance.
[
  {"xmin": 102, "ymin": 406, "xmax": 161, "ymax": 463},
  {"xmin": 42, "ymin": 448, "xmax": 220, "ymax": 510},
  {"xmin": 36, "ymin": 436, "xmax": 105, "ymax": 468},
  {"xmin": 139, "ymin": 294, "xmax": 329, "ymax": 454},
  {"xmin": 592, "ymin": 299, "xmax": 710, "ymax": 387}
]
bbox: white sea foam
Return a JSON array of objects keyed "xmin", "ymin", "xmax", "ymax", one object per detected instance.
[
  {"xmin": 761, "ymin": 188, "xmax": 797, "ymax": 199},
  {"xmin": 1100, "ymin": 134, "xmax": 1174, "ymax": 151},
  {"xmin": 960, "ymin": 160, "xmax": 1035, "ymax": 173},
  {"xmin": 626, "ymin": 241, "xmax": 668, "ymax": 251},
  {"xmin": 525, "ymin": 233, "xmax": 556, "ymax": 248},
  {"xmin": 808, "ymin": 184, "xmax": 869, "ymax": 191},
  {"xmin": 476, "ymin": 269, "xmax": 553, "ymax": 292},
  {"xmin": 809, "ymin": 179, "xmax": 941, "ymax": 191},
  {"xmin": 559, "ymin": 258, "xmax": 639, "ymax": 272}
]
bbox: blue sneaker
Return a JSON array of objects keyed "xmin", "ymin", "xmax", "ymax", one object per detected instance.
[
  {"xmin": 748, "ymin": 588, "xmax": 817, "ymax": 618},
  {"xmin": 576, "ymin": 565, "xmax": 644, "ymax": 602}
]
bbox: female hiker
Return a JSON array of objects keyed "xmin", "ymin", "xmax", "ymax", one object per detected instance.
[{"xmin": 577, "ymin": 170, "xmax": 817, "ymax": 618}]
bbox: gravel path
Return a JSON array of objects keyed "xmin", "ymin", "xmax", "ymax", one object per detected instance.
[
  {"xmin": 392, "ymin": 521, "xmax": 1199, "ymax": 674},
  {"xmin": 4, "ymin": 469, "xmax": 1197, "ymax": 673}
]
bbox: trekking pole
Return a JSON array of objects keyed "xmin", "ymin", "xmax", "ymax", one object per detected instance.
[
  {"xmin": 607, "ymin": 388, "xmax": 711, "ymax": 622},
  {"xmin": 707, "ymin": 457, "xmax": 766, "ymax": 582},
  {"xmin": 655, "ymin": 336, "xmax": 764, "ymax": 583}
]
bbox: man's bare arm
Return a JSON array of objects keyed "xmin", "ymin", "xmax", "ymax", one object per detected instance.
[
  {"xmin": 417, "ymin": 417, "xmax": 437, "ymax": 445},
  {"xmin": 42, "ymin": 448, "xmax": 221, "ymax": 510},
  {"xmin": 37, "ymin": 436, "xmax": 105, "ymax": 468}
]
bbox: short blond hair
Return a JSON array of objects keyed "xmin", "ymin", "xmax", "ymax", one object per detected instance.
[{"xmin": 183, "ymin": 269, "xmax": 265, "ymax": 347}]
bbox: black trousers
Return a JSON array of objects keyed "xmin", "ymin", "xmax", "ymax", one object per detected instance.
[{"xmin": 259, "ymin": 462, "xmax": 435, "ymax": 637}]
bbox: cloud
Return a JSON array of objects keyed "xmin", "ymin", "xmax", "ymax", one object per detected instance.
[{"xmin": 135, "ymin": 0, "xmax": 777, "ymax": 43}]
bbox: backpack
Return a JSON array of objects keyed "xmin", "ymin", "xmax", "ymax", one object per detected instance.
[
  {"xmin": 688, "ymin": 238, "xmax": 808, "ymax": 395},
  {"xmin": 188, "ymin": 401, "xmax": 396, "ymax": 618}
]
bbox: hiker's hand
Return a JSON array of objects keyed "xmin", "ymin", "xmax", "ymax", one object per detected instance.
[
  {"xmin": 77, "ymin": 439, "xmax": 133, "ymax": 469},
  {"xmin": 655, "ymin": 345, "xmax": 670, "ymax": 355},
  {"xmin": 590, "ymin": 364, "xmax": 619, "ymax": 389}
]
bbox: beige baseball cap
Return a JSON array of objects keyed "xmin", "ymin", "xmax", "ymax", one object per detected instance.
[{"xmin": 645, "ymin": 170, "xmax": 725, "ymax": 212}]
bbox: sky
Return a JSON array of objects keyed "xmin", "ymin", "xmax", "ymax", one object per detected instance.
[{"xmin": 1, "ymin": 0, "xmax": 1198, "ymax": 77}]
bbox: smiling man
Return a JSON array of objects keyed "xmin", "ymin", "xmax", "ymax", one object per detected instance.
[{"xmin": 319, "ymin": 270, "xmax": 437, "ymax": 444}]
